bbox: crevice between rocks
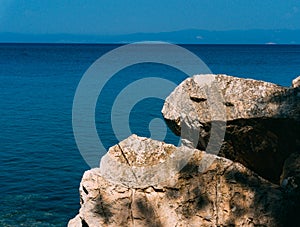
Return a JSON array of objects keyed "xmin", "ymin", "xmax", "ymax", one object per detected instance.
[
  {"xmin": 130, "ymin": 189, "xmax": 135, "ymax": 227},
  {"xmin": 117, "ymin": 143, "xmax": 138, "ymax": 182},
  {"xmin": 81, "ymin": 218, "xmax": 89, "ymax": 227},
  {"xmin": 117, "ymin": 143, "xmax": 131, "ymax": 167},
  {"xmin": 164, "ymin": 117, "xmax": 300, "ymax": 185},
  {"xmin": 82, "ymin": 186, "xmax": 88, "ymax": 195}
]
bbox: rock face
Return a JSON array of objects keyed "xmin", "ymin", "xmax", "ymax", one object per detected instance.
[
  {"xmin": 69, "ymin": 135, "xmax": 299, "ymax": 227},
  {"xmin": 69, "ymin": 75, "xmax": 300, "ymax": 226},
  {"xmin": 162, "ymin": 74, "xmax": 300, "ymax": 183}
]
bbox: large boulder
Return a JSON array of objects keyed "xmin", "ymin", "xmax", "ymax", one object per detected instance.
[
  {"xmin": 162, "ymin": 74, "xmax": 300, "ymax": 183},
  {"xmin": 68, "ymin": 135, "xmax": 299, "ymax": 227}
]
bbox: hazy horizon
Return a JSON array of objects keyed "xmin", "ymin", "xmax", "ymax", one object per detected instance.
[
  {"xmin": 0, "ymin": 0, "xmax": 299, "ymax": 43},
  {"xmin": 1, "ymin": 28, "xmax": 300, "ymax": 44}
]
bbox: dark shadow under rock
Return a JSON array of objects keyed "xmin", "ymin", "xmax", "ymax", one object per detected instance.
[
  {"xmin": 219, "ymin": 118, "xmax": 300, "ymax": 184},
  {"xmin": 165, "ymin": 117, "xmax": 300, "ymax": 184}
]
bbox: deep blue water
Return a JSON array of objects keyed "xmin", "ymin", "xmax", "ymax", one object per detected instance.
[{"xmin": 1, "ymin": 44, "xmax": 300, "ymax": 226}]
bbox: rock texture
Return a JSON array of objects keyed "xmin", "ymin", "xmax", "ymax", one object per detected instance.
[
  {"xmin": 69, "ymin": 135, "xmax": 299, "ymax": 227},
  {"xmin": 162, "ymin": 74, "xmax": 300, "ymax": 183},
  {"xmin": 292, "ymin": 75, "xmax": 300, "ymax": 88},
  {"xmin": 69, "ymin": 75, "xmax": 300, "ymax": 227}
]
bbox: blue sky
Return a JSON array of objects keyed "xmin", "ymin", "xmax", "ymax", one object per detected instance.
[
  {"xmin": 1, "ymin": 0, "xmax": 300, "ymax": 34},
  {"xmin": 0, "ymin": 0, "xmax": 300, "ymax": 43}
]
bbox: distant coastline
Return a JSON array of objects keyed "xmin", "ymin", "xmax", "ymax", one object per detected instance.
[
  {"xmin": 1, "ymin": 29, "xmax": 300, "ymax": 44},
  {"xmin": 1, "ymin": 43, "xmax": 300, "ymax": 46}
]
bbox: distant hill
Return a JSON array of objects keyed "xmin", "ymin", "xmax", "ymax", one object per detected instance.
[{"xmin": 1, "ymin": 29, "xmax": 300, "ymax": 44}]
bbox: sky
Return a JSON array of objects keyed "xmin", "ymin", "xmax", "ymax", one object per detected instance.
[{"xmin": 0, "ymin": 0, "xmax": 300, "ymax": 42}]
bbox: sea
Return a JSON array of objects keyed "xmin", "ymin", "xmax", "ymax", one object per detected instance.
[{"xmin": 1, "ymin": 44, "xmax": 300, "ymax": 226}]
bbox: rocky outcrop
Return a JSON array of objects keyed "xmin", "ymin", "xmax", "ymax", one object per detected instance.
[
  {"xmin": 69, "ymin": 75, "xmax": 300, "ymax": 226},
  {"xmin": 69, "ymin": 135, "xmax": 299, "ymax": 227},
  {"xmin": 162, "ymin": 74, "xmax": 300, "ymax": 183}
]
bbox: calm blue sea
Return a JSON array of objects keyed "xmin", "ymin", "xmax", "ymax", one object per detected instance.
[{"xmin": 1, "ymin": 44, "xmax": 300, "ymax": 226}]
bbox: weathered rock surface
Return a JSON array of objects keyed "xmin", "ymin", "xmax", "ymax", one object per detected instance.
[
  {"xmin": 69, "ymin": 135, "xmax": 299, "ymax": 227},
  {"xmin": 162, "ymin": 74, "xmax": 300, "ymax": 183},
  {"xmin": 292, "ymin": 75, "xmax": 300, "ymax": 88},
  {"xmin": 69, "ymin": 75, "xmax": 300, "ymax": 226}
]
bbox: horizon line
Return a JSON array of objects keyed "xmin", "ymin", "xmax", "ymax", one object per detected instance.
[{"xmin": 0, "ymin": 42, "xmax": 299, "ymax": 45}]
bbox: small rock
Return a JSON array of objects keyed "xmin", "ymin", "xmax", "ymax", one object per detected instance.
[{"xmin": 292, "ymin": 76, "xmax": 300, "ymax": 88}]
